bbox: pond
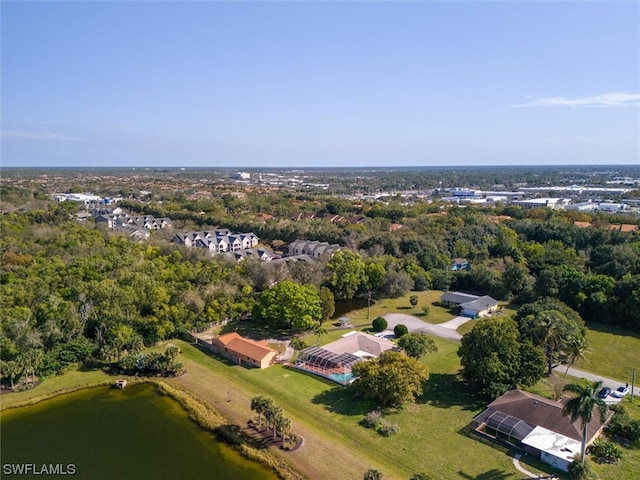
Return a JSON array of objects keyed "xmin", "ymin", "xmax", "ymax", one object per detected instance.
[{"xmin": 0, "ymin": 383, "xmax": 278, "ymax": 480}]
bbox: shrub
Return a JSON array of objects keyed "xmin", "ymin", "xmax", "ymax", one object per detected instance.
[
  {"xmin": 421, "ymin": 306, "xmax": 430, "ymax": 317},
  {"xmin": 588, "ymin": 439, "xmax": 622, "ymax": 464},
  {"xmin": 364, "ymin": 469, "xmax": 383, "ymax": 480},
  {"xmin": 377, "ymin": 421, "xmax": 399, "ymax": 437},
  {"xmin": 36, "ymin": 338, "xmax": 95, "ymax": 378},
  {"xmin": 118, "ymin": 350, "xmax": 183, "ymax": 376},
  {"xmin": 372, "ymin": 316, "xmax": 387, "ymax": 332},
  {"xmin": 393, "ymin": 324, "xmax": 409, "ymax": 338},
  {"xmin": 609, "ymin": 405, "xmax": 640, "ymax": 441},
  {"xmin": 361, "ymin": 410, "xmax": 383, "ymax": 429},
  {"xmin": 409, "ymin": 295, "xmax": 419, "ymax": 307},
  {"xmin": 567, "ymin": 459, "xmax": 595, "ymax": 480}
]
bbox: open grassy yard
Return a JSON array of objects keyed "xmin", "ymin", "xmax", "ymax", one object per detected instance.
[
  {"xmin": 170, "ymin": 338, "xmax": 559, "ymax": 480},
  {"xmin": 573, "ymin": 323, "xmax": 640, "ymax": 384},
  {"xmin": 339, "ymin": 290, "xmax": 456, "ymax": 325}
]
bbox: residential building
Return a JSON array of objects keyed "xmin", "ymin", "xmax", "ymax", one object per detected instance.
[
  {"xmin": 173, "ymin": 230, "xmax": 262, "ymax": 258},
  {"xmin": 288, "ymin": 239, "xmax": 341, "ymax": 258},
  {"xmin": 473, "ymin": 389, "xmax": 612, "ymax": 472},
  {"xmin": 210, "ymin": 333, "xmax": 278, "ymax": 368},
  {"xmin": 440, "ymin": 291, "xmax": 498, "ymax": 317}
]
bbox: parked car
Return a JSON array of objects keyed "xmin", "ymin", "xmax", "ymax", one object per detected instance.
[
  {"xmin": 611, "ymin": 386, "xmax": 629, "ymax": 398},
  {"xmin": 597, "ymin": 387, "xmax": 612, "ymax": 399}
]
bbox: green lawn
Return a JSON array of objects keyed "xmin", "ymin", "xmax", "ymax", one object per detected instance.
[
  {"xmin": 172, "ymin": 338, "xmax": 557, "ymax": 480},
  {"xmin": 573, "ymin": 323, "xmax": 640, "ymax": 383},
  {"xmin": 338, "ymin": 290, "xmax": 456, "ymax": 325},
  {"xmin": 1, "ymin": 368, "xmax": 112, "ymax": 410}
]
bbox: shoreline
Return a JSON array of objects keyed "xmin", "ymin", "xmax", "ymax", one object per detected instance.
[
  {"xmin": 0, "ymin": 379, "xmax": 122, "ymax": 411},
  {"xmin": 0, "ymin": 374, "xmax": 304, "ymax": 480}
]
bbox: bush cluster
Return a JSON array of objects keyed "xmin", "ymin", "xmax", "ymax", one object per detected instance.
[
  {"xmin": 360, "ymin": 410, "xmax": 399, "ymax": 437},
  {"xmin": 609, "ymin": 405, "xmax": 640, "ymax": 442},
  {"xmin": 118, "ymin": 347, "xmax": 183, "ymax": 376},
  {"xmin": 567, "ymin": 459, "xmax": 595, "ymax": 480},
  {"xmin": 587, "ymin": 439, "xmax": 622, "ymax": 464},
  {"xmin": 37, "ymin": 338, "xmax": 94, "ymax": 378}
]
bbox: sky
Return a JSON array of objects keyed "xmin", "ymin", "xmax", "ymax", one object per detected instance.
[{"xmin": 1, "ymin": 1, "xmax": 639, "ymax": 168}]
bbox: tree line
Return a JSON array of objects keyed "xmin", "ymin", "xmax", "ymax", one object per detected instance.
[{"xmin": 2, "ymin": 187, "xmax": 639, "ymax": 389}]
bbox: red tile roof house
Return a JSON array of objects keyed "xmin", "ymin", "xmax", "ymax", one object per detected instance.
[
  {"xmin": 210, "ymin": 333, "xmax": 278, "ymax": 369},
  {"xmin": 472, "ymin": 389, "xmax": 612, "ymax": 472}
]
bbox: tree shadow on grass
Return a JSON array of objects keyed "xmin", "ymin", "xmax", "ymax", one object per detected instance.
[
  {"xmin": 219, "ymin": 320, "xmax": 293, "ymax": 341},
  {"xmin": 282, "ymin": 365, "xmax": 338, "ymax": 388},
  {"xmin": 418, "ymin": 372, "xmax": 491, "ymax": 412},
  {"xmin": 457, "ymin": 469, "xmax": 516, "ymax": 479},
  {"xmin": 585, "ymin": 321, "xmax": 640, "ymax": 340},
  {"xmin": 215, "ymin": 424, "xmax": 270, "ymax": 450},
  {"xmin": 311, "ymin": 385, "xmax": 376, "ymax": 417},
  {"xmin": 190, "ymin": 342, "xmax": 255, "ymax": 370}
]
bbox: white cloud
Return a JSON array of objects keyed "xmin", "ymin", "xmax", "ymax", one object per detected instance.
[
  {"xmin": 1, "ymin": 130, "xmax": 85, "ymax": 142},
  {"xmin": 513, "ymin": 92, "xmax": 640, "ymax": 108}
]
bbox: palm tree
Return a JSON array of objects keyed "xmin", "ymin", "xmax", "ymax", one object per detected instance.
[
  {"xmin": 1, "ymin": 360, "xmax": 22, "ymax": 391},
  {"xmin": 250, "ymin": 396, "xmax": 272, "ymax": 429},
  {"xmin": 265, "ymin": 404, "xmax": 283, "ymax": 440},
  {"xmin": 313, "ymin": 324, "xmax": 327, "ymax": 346},
  {"xmin": 562, "ymin": 380, "xmax": 608, "ymax": 465},
  {"xmin": 533, "ymin": 311, "xmax": 564, "ymax": 375},
  {"xmin": 274, "ymin": 414, "xmax": 291, "ymax": 443},
  {"xmin": 563, "ymin": 337, "xmax": 590, "ymax": 379}
]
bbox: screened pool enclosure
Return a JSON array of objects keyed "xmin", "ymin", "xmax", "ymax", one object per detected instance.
[
  {"xmin": 474, "ymin": 409, "xmax": 536, "ymax": 447},
  {"xmin": 294, "ymin": 346, "xmax": 361, "ymax": 385}
]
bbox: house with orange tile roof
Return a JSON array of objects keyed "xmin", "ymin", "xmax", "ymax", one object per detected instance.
[{"xmin": 211, "ymin": 333, "xmax": 278, "ymax": 368}]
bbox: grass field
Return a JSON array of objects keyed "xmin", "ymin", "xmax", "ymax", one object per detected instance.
[
  {"xmin": 338, "ymin": 290, "xmax": 456, "ymax": 325},
  {"xmin": 170, "ymin": 338, "xmax": 559, "ymax": 480},
  {"xmin": 574, "ymin": 323, "xmax": 640, "ymax": 384}
]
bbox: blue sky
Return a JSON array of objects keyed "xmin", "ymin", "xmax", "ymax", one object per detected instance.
[{"xmin": 2, "ymin": 1, "xmax": 638, "ymax": 167}]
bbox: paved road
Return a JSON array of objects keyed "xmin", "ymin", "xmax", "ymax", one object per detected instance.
[
  {"xmin": 383, "ymin": 312, "xmax": 640, "ymax": 400},
  {"xmin": 555, "ymin": 365, "xmax": 639, "ymax": 400}
]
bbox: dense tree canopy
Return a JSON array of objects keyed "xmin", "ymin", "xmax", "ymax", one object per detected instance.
[
  {"xmin": 458, "ymin": 317, "xmax": 546, "ymax": 398},
  {"xmin": 351, "ymin": 351, "xmax": 429, "ymax": 407},
  {"xmin": 252, "ymin": 281, "xmax": 322, "ymax": 330},
  {"xmin": 2, "ymin": 167, "xmax": 640, "ymax": 391},
  {"xmin": 327, "ymin": 250, "xmax": 368, "ymax": 300},
  {"xmin": 515, "ymin": 298, "xmax": 586, "ymax": 375}
]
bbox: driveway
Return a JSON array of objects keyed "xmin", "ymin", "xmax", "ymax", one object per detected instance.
[{"xmin": 382, "ymin": 313, "xmax": 464, "ymax": 341}]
